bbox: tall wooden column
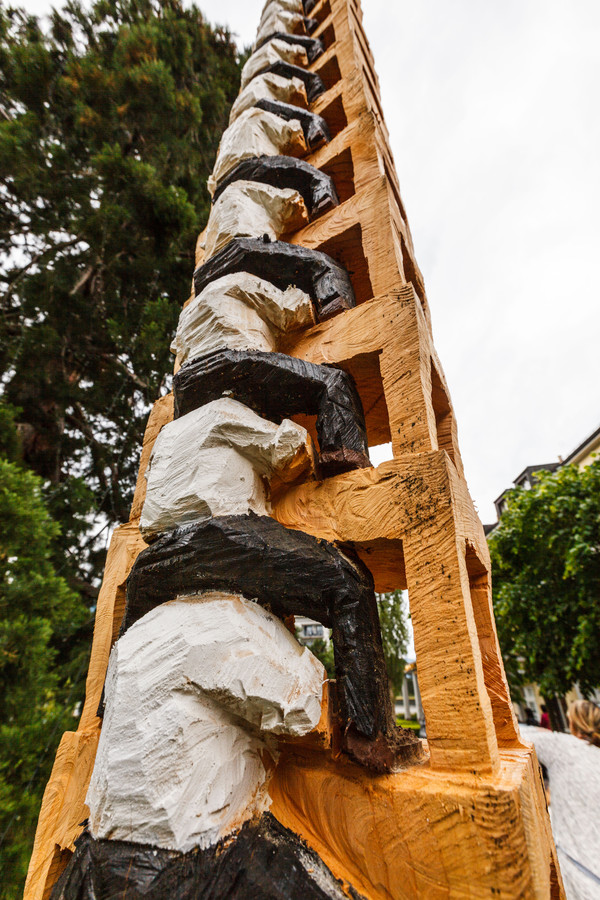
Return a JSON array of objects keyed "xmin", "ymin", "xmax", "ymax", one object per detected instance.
[{"xmin": 26, "ymin": 0, "xmax": 563, "ymax": 897}]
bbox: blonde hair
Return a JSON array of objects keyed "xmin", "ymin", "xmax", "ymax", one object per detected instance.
[{"xmin": 568, "ymin": 700, "xmax": 600, "ymax": 748}]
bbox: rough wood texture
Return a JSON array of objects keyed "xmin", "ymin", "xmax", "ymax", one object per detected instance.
[
  {"xmin": 212, "ymin": 156, "xmax": 338, "ymax": 217},
  {"xmin": 255, "ymin": 8, "xmax": 305, "ymax": 45},
  {"xmin": 254, "ymin": 32, "xmax": 324, "ymax": 64},
  {"xmin": 202, "ymin": 181, "xmax": 308, "ymax": 260},
  {"xmin": 171, "ymin": 272, "xmax": 315, "ymax": 366},
  {"xmin": 193, "ymin": 237, "xmax": 356, "ymax": 319},
  {"xmin": 254, "ymin": 97, "xmax": 331, "ymax": 149},
  {"xmin": 261, "ymin": 62, "xmax": 326, "ymax": 103},
  {"xmin": 24, "ymin": 523, "xmax": 147, "ymax": 899},
  {"xmin": 28, "ymin": 0, "xmax": 564, "ymax": 894},
  {"xmin": 241, "ymin": 37, "xmax": 309, "ymax": 90},
  {"xmin": 139, "ymin": 397, "xmax": 313, "ymax": 537},
  {"xmin": 123, "ymin": 513, "xmax": 418, "ymax": 767},
  {"xmin": 229, "ymin": 71, "xmax": 308, "ymax": 124},
  {"xmin": 172, "ymin": 349, "xmax": 370, "ymax": 477},
  {"xmin": 269, "ymin": 745, "xmax": 558, "ymax": 900},
  {"xmin": 272, "ymin": 456, "xmax": 512, "ymax": 773},
  {"xmin": 207, "ymin": 108, "xmax": 306, "ymax": 195},
  {"xmin": 52, "ymin": 814, "xmax": 364, "ymax": 900},
  {"xmin": 87, "ymin": 593, "xmax": 325, "ymax": 851}
]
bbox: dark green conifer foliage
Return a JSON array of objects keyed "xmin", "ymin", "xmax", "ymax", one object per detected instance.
[
  {"xmin": 0, "ymin": 3, "xmax": 241, "ymax": 893},
  {"xmin": 0, "ymin": 0, "xmax": 241, "ymax": 594}
]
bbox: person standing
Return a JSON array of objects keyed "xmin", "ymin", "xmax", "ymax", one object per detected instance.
[{"xmin": 540, "ymin": 704, "xmax": 551, "ymax": 729}]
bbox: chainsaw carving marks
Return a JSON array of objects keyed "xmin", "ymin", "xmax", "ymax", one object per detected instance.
[
  {"xmin": 52, "ymin": 1, "xmax": 421, "ymax": 896},
  {"xmin": 30, "ymin": 0, "xmax": 565, "ymax": 896}
]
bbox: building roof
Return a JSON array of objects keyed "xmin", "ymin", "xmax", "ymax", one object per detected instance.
[
  {"xmin": 485, "ymin": 421, "xmax": 600, "ymax": 533},
  {"xmin": 563, "ymin": 422, "xmax": 600, "ymax": 466}
]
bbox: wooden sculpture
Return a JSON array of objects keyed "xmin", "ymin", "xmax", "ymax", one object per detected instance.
[{"xmin": 26, "ymin": 0, "xmax": 564, "ymax": 896}]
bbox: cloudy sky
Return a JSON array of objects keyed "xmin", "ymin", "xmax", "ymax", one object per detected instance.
[{"xmin": 20, "ymin": 0, "xmax": 600, "ymax": 522}]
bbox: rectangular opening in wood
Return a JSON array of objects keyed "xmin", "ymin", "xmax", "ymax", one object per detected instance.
[
  {"xmin": 399, "ymin": 229, "xmax": 427, "ymax": 311},
  {"xmin": 353, "ymin": 538, "xmax": 406, "ymax": 594},
  {"xmin": 401, "ymin": 590, "xmax": 424, "ymax": 726},
  {"xmin": 465, "ymin": 545, "xmax": 493, "ymax": 700},
  {"xmin": 317, "ymin": 21, "xmax": 335, "ymax": 50},
  {"xmin": 314, "ymin": 54, "xmax": 341, "ymax": 91},
  {"xmin": 430, "ymin": 359, "xmax": 456, "ymax": 465},
  {"xmin": 318, "ymin": 222, "xmax": 373, "ymax": 304},
  {"xmin": 311, "ymin": 0, "xmax": 331, "ymax": 28},
  {"xmin": 465, "ymin": 543, "xmax": 515, "ymax": 745},
  {"xmin": 319, "ymin": 94, "xmax": 347, "ymax": 139},
  {"xmin": 319, "ymin": 147, "xmax": 355, "ymax": 203},
  {"xmin": 382, "ymin": 153, "xmax": 407, "ymax": 223},
  {"xmin": 289, "ymin": 349, "xmax": 390, "ymax": 451},
  {"xmin": 344, "ymin": 350, "xmax": 390, "ymax": 446}
]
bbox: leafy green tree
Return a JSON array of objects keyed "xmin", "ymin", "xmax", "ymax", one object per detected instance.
[
  {"xmin": 0, "ymin": 404, "xmax": 88, "ymax": 897},
  {"xmin": 0, "ymin": 0, "xmax": 242, "ymax": 601},
  {"xmin": 489, "ymin": 460, "xmax": 600, "ymax": 700},
  {"xmin": 378, "ymin": 590, "xmax": 410, "ymax": 696},
  {"xmin": 308, "ymin": 637, "xmax": 335, "ymax": 679}
]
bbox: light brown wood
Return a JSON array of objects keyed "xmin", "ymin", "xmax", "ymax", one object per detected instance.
[
  {"xmin": 269, "ymin": 745, "xmax": 557, "ymax": 900},
  {"xmin": 27, "ymin": 0, "xmax": 564, "ymax": 895}
]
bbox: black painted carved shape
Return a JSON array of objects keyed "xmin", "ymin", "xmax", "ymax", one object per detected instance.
[
  {"xmin": 254, "ymin": 98, "xmax": 330, "ymax": 150},
  {"xmin": 51, "ymin": 815, "xmax": 366, "ymax": 900},
  {"xmin": 123, "ymin": 513, "xmax": 422, "ymax": 771},
  {"xmin": 254, "ymin": 32, "xmax": 324, "ymax": 63},
  {"xmin": 193, "ymin": 237, "xmax": 355, "ymax": 321},
  {"xmin": 173, "ymin": 349, "xmax": 369, "ymax": 478},
  {"xmin": 303, "ymin": 0, "xmax": 317, "ymax": 14},
  {"xmin": 213, "ymin": 155, "xmax": 338, "ymax": 220},
  {"xmin": 261, "ymin": 61, "xmax": 326, "ymax": 103}
]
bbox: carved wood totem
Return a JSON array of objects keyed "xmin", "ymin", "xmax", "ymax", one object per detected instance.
[{"xmin": 26, "ymin": 0, "xmax": 564, "ymax": 897}]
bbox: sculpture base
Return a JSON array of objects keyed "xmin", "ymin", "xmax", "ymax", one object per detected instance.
[{"xmin": 269, "ymin": 745, "xmax": 563, "ymax": 900}]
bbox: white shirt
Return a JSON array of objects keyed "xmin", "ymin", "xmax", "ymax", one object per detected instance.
[{"xmin": 521, "ymin": 725, "xmax": 600, "ymax": 899}]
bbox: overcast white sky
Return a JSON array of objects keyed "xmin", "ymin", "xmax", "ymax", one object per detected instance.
[{"xmin": 20, "ymin": 0, "xmax": 600, "ymax": 522}]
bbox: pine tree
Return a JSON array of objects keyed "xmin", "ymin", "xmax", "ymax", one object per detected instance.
[
  {"xmin": 0, "ymin": 3, "xmax": 241, "ymax": 892},
  {"xmin": 0, "ymin": 0, "xmax": 242, "ymax": 598}
]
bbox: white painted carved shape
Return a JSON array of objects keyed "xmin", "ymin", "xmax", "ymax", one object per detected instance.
[
  {"xmin": 208, "ymin": 108, "xmax": 306, "ymax": 195},
  {"xmin": 87, "ymin": 593, "xmax": 325, "ymax": 852},
  {"xmin": 171, "ymin": 272, "xmax": 314, "ymax": 366},
  {"xmin": 140, "ymin": 397, "xmax": 314, "ymax": 539},
  {"xmin": 240, "ymin": 37, "xmax": 308, "ymax": 91},
  {"xmin": 255, "ymin": 8, "xmax": 305, "ymax": 46},
  {"xmin": 202, "ymin": 181, "xmax": 308, "ymax": 260},
  {"xmin": 229, "ymin": 71, "xmax": 307, "ymax": 124}
]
